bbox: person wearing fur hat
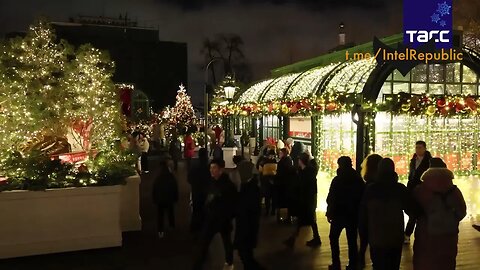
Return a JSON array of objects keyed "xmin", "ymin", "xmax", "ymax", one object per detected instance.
[{"xmin": 412, "ymin": 158, "xmax": 466, "ymax": 270}]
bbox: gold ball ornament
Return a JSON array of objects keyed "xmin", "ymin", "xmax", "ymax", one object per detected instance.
[
  {"xmin": 401, "ymin": 103, "xmax": 411, "ymax": 112},
  {"xmin": 426, "ymin": 105, "xmax": 436, "ymax": 116},
  {"xmin": 326, "ymin": 102, "xmax": 337, "ymax": 112}
]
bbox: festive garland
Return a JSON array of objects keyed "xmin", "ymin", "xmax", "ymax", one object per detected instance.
[
  {"xmin": 378, "ymin": 92, "xmax": 480, "ymax": 117},
  {"xmin": 210, "ymin": 92, "xmax": 480, "ymax": 118},
  {"xmin": 209, "ymin": 93, "xmax": 356, "ymax": 117}
]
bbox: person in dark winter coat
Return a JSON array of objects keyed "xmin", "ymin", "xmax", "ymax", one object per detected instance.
[
  {"xmin": 187, "ymin": 148, "xmax": 212, "ymax": 234},
  {"xmin": 359, "ymin": 158, "xmax": 413, "ymax": 270},
  {"xmin": 258, "ymin": 150, "xmax": 277, "ymax": 216},
  {"xmin": 358, "ymin": 153, "xmax": 383, "ymax": 269},
  {"xmin": 234, "ymin": 175, "xmax": 265, "ymax": 270},
  {"xmin": 275, "ymin": 148, "xmax": 295, "ymax": 222},
  {"xmin": 284, "ymin": 152, "xmax": 321, "ymax": 248},
  {"xmin": 152, "ymin": 161, "xmax": 179, "ymax": 238},
  {"xmin": 405, "ymin": 141, "xmax": 432, "ymax": 243},
  {"xmin": 193, "ymin": 159, "xmax": 238, "ymax": 270},
  {"xmin": 169, "ymin": 135, "xmax": 182, "ymax": 171},
  {"xmin": 290, "ymin": 141, "xmax": 305, "ymax": 168},
  {"xmin": 326, "ymin": 156, "xmax": 365, "ymax": 270},
  {"xmin": 413, "ymin": 158, "xmax": 466, "ymax": 270}
]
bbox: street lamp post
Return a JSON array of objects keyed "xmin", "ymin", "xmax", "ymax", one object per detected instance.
[
  {"xmin": 223, "ymin": 84, "xmax": 236, "ymax": 147},
  {"xmin": 203, "ymin": 58, "xmax": 236, "ymax": 150},
  {"xmin": 203, "ymin": 57, "xmax": 224, "ymax": 150}
]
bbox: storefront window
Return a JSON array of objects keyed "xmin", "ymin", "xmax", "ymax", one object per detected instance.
[
  {"xmin": 411, "ymin": 83, "xmax": 428, "ymax": 94},
  {"xmin": 463, "ymin": 65, "xmax": 478, "ymax": 83},
  {"xmin": 411, "ymin": 64, "xmax": 427, "ymax": 82},
  {"xmin": 392, "ymin": 82, "xmax": 409, "ymax": 93},
  {"xmin": 446, "ymin": 63, "xmax": 461, "ymax": 83},
  {"xmin": 429, "ymin": 83, "xmax": 444, "ymax": 95},
  {"xmin": 463, "ymin": 84, "xmax": 477, "ymax": 95},
  {"xmin": 446, "ymin": 84, "xmax": 461, "ymax": 95},
  {"xmin": 429, "ymin": 64, "xmax": 445, "ymax": 83},
  {"xmin": 262, "ymin": 115, "xmax": 281, "ymax": 142}
]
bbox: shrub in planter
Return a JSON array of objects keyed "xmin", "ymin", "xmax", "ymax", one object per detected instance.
[
  {"xmin": 0, "ymin": 149, "xmax": 136, "ymax": 192},
  {"xmin": 0, "ymin": 151, "xmax": 75, "ymax": 191},
  {"xmin": 90, "ymin": 150, "xmax": 137, "ymax": 186}
]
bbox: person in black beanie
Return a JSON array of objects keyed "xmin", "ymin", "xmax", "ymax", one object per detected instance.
[{"xmin": 326, "ymin": 156, "xmax": 365, "ymax": 270}]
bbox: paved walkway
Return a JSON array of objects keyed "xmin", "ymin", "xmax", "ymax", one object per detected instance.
[{"xmin": 2, "ymin": 158, "xmax": 480, "ymax": 269}]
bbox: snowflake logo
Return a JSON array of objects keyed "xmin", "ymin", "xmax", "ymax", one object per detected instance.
[
  {"xmin": 431, "ymin": 13, "xmax": 441, "ymax": 23},
  {"xmin": 437, "ymin": 1, "xmax": 451, "ymax": 16},
  {"xmin": 439, "ymin": 20, "xmax": 446, "ymax": 27}
]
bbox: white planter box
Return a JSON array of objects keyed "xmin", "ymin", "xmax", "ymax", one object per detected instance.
[
  {"xmin": 120, "ymin": 175, "xmax": 142, "ymax": 232},
  {"xmin": 0, "ymin": 185, "xmax": 122, "ymax": 259}
]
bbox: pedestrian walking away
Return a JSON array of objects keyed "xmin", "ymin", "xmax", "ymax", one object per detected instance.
[
  {"xmin": 152, "ymin": 160, "xmax": 178, "ymax": 238},
  {"xmin": 412, "ymin": 158, "xmax": 467, "ymax": 270},
  {"xmin": 275, "ymin": 148, "xmax": 295, "ymax": 223},
  {"xmin": 184, "ymin": 132, "xmax": 195, "ymax": 170},
  {"xmin": 169, "ymin": 134, "xmax": 182, "ymax": 171},
  {"xmin": 358, "ymin": 153, "xmax": 383, "ymax": 269},
  {"xmin": 284, "ymin": 152, "xmax": 321, "ymax": 248},
  {"xmin": 326, "ymin": 156, "xmax": 365, "ymax": 270},
  {"xmin": 187, "ymin": 148, "xmax": 212, "ymax": 236},
  {"xmin": 359, "ymin": 158, "xmax": 413, "ymax": 270},
  {"xmin": 258, "ymin": 149, "xmax": 277, "ymax": 217},
  {"xmin": 235, "ymin": 174, "xmax": 266, "ymax": 270}
]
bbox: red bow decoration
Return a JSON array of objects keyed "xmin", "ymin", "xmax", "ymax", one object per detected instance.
[{"xmin": 72, "ymin": 118, "xmax": 93, "ymax": 150}]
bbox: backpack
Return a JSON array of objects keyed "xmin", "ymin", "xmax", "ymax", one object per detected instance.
[{"xmin": 426, "ymin": 186, "xmax": 459, "ymax": 235}]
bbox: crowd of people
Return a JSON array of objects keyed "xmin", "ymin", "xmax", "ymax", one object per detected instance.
[{"xmin": 150, "ymin": 137, "xmax": 468, "ymax": 270}]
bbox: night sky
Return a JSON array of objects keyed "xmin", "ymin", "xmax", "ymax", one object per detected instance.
[{"xmin": 0, "ymin": 0, "xmax": 402, "ymax": 105}]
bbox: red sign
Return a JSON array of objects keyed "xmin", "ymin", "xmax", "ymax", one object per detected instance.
[
  {"xmin": 288, "ymin": 131, "xmax": 312, "ymax": 139},
  {"xmin": 51, "ymin": 151, "xmax": 89, "ymax": 164}
]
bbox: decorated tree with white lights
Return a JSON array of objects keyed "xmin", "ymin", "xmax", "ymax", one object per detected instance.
[
  {"xmin": 0, "ymin": 20, "xmax": 122, "ymax": 155},
  {"xmin": 168, "ymin": 84, "xmax": 197, "ymax": 135},
  {"xmin": 64, "ymin": 44, "xmax": 121, "ymax": 151}
]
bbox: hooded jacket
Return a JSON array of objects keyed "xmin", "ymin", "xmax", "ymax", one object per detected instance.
[
  {"xmin": 413, "ymin": 167, "xmax": 466, "ymax": 270},
  {"xmin": 359, "ymin": 171, "xmax": 412, "ymax": 248}
]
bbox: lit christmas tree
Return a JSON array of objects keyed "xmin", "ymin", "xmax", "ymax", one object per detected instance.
[
  {"xmin": 0, "ymin": 20, "xmax": 122, "ymax": 155},
  {"xmin": 168, "ymin": 84, "xmax": 196, "ymax": 135}
]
